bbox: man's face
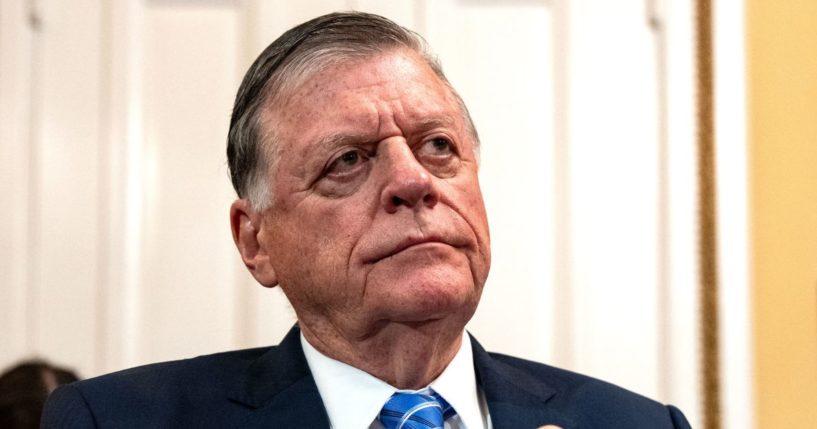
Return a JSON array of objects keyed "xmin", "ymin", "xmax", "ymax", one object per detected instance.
[{"xmin": 257, "ymin": 49, "xmax": 490, "ymax": 338}]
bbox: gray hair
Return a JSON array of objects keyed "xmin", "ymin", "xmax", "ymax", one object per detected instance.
[{"xmin": 226, "ymin": 11, "xmax": 479, "ymax": 210}]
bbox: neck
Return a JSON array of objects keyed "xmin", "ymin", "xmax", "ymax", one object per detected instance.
[{"xmin": 299, "ymin": 318, "xmax": 465, "ymax": 389}]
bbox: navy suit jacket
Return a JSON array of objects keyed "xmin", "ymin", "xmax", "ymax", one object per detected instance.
[{"xmin": 42, "ymin": 326, "xmax": 690, "ymax": 428}]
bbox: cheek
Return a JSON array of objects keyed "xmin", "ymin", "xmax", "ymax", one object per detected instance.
[
  {"xmin": 449, "ymin": 176, "xmax": 489, "ymax": 233},
  {"xmin": 271, "ymin": 199, "xmax": 372, "ymax": 277},
  {"xmin": 445, "ymin": 175, "xmax": 491, "ymax": 277}
]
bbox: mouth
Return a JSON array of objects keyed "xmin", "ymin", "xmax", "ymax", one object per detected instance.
[{"xmin": 369, "ymin": 236, "xmax": 454, "ymax": 263}]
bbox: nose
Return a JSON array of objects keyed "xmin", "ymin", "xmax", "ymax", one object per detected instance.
[{"xmin": 378, "ymin": 141, "xmax": 440, "ymax": 214}]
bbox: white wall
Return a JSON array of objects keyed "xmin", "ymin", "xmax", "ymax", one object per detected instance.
[{"xmin": 0, "ymin": 0, "xmax": 706, "ymax": 426}]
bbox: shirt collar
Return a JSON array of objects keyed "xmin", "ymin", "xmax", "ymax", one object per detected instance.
[
  {"xmin": 301, "ymin": 332, "xmax": 484, "ymax": 429},
  {"xmin": 427, "ymin": 332, "xmax": 484, "ymax": 429}
]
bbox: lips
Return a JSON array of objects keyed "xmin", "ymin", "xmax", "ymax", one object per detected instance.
[
  {"xmin": 363, "ymin": 233, "xmax": 466, "ymax": 264},
  {"xmin": 384, "ymin": 237, "xmax": 448, "ymax": 259}
]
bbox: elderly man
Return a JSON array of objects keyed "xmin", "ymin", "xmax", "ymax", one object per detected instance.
[{"xmin": 43, "ymin": 12, "xmax": 690, "ymax": 429}]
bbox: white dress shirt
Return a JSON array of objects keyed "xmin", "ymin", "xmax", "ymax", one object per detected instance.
[{"xmin": 301, "ymin": 332, "xmax": 492, "ymax": 429}]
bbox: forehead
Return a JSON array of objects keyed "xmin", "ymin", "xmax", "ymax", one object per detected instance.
[{"xmin": 268, "ymin": 50, "xmax": 463, "ymax": 145}]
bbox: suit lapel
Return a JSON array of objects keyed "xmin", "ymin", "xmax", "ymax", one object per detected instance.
[
  {"xmin": 471, "ymin": 335, "xmax": 577, "ymax": 429},
  {"xmin": 228, "ymin": 326, "xmax": 331, "ymax": 428},
  {"xmin": 226, "ymin": 327, "xmax": 575, "ymax": 429}
]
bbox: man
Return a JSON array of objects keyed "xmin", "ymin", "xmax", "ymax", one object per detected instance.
[{"xmin": 42, "ymin": 12, "xmax": 691, "ymax": 429}]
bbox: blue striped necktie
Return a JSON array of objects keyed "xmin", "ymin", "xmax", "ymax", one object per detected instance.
[{"xmin": 378, "ymin": 391, "xmax": 456, "ymax": 429}]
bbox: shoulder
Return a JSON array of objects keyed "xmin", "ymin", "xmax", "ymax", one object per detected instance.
[
  {"xmin": 68, "ymin": 346, "xmax": 270, "ymax": 402},
  {"xmin": 42, "ymin": 346, "xmax": 273, "ymax": 428},
  {"xmin": 482, "ymin": 351, "xmax": 691, "ymax": 428},
  {"xmin": 486, "ymin": 351, "xmax": 636, "ymax": 400}
]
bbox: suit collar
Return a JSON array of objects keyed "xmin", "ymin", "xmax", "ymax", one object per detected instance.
[
  {"xmin": 470, "ymin": 334, "xmax": 577, "ymax": 429},
  {"xmin": 228, "ymin": 325, "xmax": 331, "ymax": 427},
  {"xmin": 229, "ymin": 326, "xmax": 576, "ymax": 429}
]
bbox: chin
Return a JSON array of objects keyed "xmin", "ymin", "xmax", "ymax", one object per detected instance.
[
  {"xmin": 377, "ymin": 279, "xmax": 479, "ymax": 323},
  {"xmin": 363, "ymin": 251, "xmax": 482, "ymax": 319}
]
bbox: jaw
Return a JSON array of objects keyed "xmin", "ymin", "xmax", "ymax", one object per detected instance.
[{"xmin": 271, "ymin": 209, "xmax": 489, "ymax": 389}]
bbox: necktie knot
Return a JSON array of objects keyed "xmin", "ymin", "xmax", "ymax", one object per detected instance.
[{"xmin": 378, "ymin": 391, "xmax": 454, "ymax": 429}]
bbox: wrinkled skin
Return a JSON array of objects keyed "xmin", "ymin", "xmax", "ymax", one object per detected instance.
[{"xmin": 231, "ymin": 49, "xmax": 491, "ymax": 388}]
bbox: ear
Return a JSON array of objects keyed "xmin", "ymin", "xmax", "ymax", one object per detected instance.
[{"xmin": 230, "ymin": 199, "xmax": 278, "ymax": 288}]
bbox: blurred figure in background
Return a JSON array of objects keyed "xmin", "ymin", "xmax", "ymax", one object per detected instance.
[{"xmin": 0, "ymin": 360, "xmax": 79, "ymax": 429}]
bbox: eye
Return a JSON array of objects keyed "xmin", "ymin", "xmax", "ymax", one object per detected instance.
[
  {"xmin": 430, "ymin": 137, "xmax": 452, "ymax": 153},
  {"xmin": 340, "ymin": 150, "xmax": 360, "ymax": 165},
  {"xmin": 415, "ymin": 136, "xmax": 460, "ymax": 176},
  {"xmin": 324, "ymin": 148, "xmax": 370, "ymax": 180},
  {"xmin": 417, "ymin": 136, "xmax": 456, "ymax": 161}
]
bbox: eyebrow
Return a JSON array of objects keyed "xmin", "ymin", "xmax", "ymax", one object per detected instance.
[
  {"xmin": 414, "ymin": 115, "xmax": 457, "ymax": 132},
  {"xmin": 306, "ymin": 132, "xmax": 372, "ymax": 162},
  {"xmin": 315, "ymin": 132, "xmax": 368, "ymax": 149},
  {"xmin": 306, "ymin": 114, "xmax": 459, "ymax": 157}
]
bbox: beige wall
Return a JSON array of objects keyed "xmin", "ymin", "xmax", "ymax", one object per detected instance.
[{"xmin": 749, "ymin": 0, "xmax": 817, "ymax": 426}]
